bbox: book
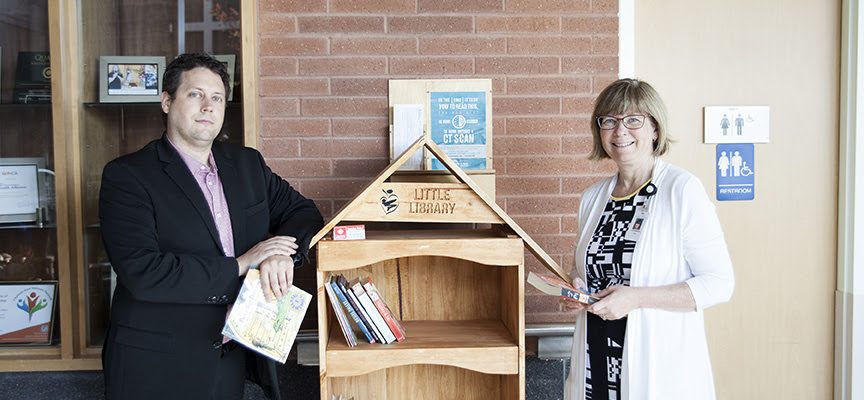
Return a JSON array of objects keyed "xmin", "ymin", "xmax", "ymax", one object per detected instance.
[
  {"xmin": 337, "ymin": 274, "xmax": 385, "ymax": 343},
  {"xmin": 349, "ymin": 277, "xmax": 397, "ymax": 344},
  {"xmin": 329, "ymin": 276, "xmax": 375, "ymax": 344},
  {"xmin": 221, "ymin": 269, "xmax": 311, "ymax": 363},
  {"xmin": 362, "ymin": 277, "xmax": 406, "ymax": 342},
  {"xmin": 324, "ymin": 276, "xmax": 357, "ymax": 347},
  {"xmin": 527, "ymin": 271, "xmax": 598, "ymax": 305}
]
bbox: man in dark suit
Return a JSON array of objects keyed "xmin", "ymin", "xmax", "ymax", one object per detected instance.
[{"xmin": 99, "ymin": 53, "xmax": 323, "ymax": 400}]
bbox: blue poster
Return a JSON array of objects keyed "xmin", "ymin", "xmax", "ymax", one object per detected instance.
[
  {"xmin": 429, "ymin": 91, "xmax": 487, "ymax": 170},
  {"xmin": 716, "ymin": 143, "xmax": 755, "ymax": 201}
]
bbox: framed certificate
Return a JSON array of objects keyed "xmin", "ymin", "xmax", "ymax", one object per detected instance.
[
  {"xmin": 0, "ymin": 281, "xmax": 58, "ymax": 345},
  {"xmin": 0, "ymin": 162, "xmax": 40, "ymax": 223}
]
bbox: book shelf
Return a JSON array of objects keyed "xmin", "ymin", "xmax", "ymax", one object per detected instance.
[{"xmin": 311, "ymin": 138, "xmax": 569, "ymax": 400}]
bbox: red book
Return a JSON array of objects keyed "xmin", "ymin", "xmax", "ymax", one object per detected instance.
[{"xmin": 362, "ymin": 277, "xmax": 406, "ymax": 342}]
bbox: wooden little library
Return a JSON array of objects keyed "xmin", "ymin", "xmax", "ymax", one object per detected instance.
[{"xmin": 309, "ymin": 137, "xmax": 568, "ymax": 400}]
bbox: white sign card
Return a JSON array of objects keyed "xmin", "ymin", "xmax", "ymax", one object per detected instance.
[
  {"xmin": 0, "ymin": 164, "xmax": 39, "ymax": 220},
  {"xmin": 0, "ymin": 282, "xmax": 57, "ymax": 344},
  {"xmin": 704, "ymin": 106, "xmax": 770, "ymax": 143}
]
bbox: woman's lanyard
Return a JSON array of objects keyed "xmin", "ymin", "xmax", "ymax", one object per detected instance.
[{"xmin": 623, "ymin": 182, "xmax": 657, "ymax": 242}]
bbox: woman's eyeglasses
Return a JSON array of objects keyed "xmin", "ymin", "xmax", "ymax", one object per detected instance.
[{"xmin": 596, "ymin": 115, "xmax": 646, "ymax": 130}]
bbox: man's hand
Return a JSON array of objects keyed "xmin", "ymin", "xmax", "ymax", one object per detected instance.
[
  {"xmin": 258, "ymin": 254, "xmax": 295, "ymax": 302},
  {"xmin": 236, "ymin": 236, "xmax": 298, "ymax": 277}
]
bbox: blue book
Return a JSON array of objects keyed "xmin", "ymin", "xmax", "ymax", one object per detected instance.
[
  {"xmin": 336, "ymin": 275, "xmax": 384, "ymax": 343},
  {"xmin": 330, "ymin": 279, "xmax": 376, "ymax": 343}
]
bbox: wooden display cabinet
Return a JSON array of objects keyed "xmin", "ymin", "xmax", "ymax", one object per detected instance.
[{"xmin": 311, "ymin": 138, "xmax": 568, "ymax": 399}]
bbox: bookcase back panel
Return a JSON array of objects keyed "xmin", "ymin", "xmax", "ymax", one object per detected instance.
[{"xmin": 327, "ymin": 364, "xmax": 511, "ymax": 400}]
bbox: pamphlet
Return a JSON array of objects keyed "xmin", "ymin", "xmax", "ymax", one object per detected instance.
[{"xmin": 222, "ymin": 269, "xmax": 311, "ymax": 363}]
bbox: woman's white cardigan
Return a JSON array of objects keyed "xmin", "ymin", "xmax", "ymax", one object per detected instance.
[{"xmin": 564, "ymin": 158, "xmax": 735, "ymax": 400}]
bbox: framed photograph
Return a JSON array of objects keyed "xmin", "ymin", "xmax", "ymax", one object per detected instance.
[
  {"xmin": 213, "ymin": 54, "xmax": 236, "ymax": 101},
  {"xmin": 99, "ymin": 56, "xmax": 166, "ymax": 103},
  {"xmin": 0, "ymin": 281, "xmax": 58, "ymax": 345}
]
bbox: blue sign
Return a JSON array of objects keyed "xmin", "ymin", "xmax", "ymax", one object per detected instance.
[
  {"xmin": 429, "ymin": 91, "xmax": 487, "ymax": 170},
  {"xmin": 716, "ymin": 143, "xmax": 754, "ymax": 201}
]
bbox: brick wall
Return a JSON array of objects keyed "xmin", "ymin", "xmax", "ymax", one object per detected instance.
[{"xmin": 257, "ymin": 0, "xmax": 618, "ymax": 323}]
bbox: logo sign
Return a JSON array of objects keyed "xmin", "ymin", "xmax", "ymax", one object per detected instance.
[
  {"xmin": 716, "ymin": 143, "xmax": 755, "ymax": 201},
  {"xmin": 380, "ymin": 189, "xmax": 399, "ymax": 214},
  {"xmin": 704, "ymin": 106, "xmax": 770, "ymax": 143}
]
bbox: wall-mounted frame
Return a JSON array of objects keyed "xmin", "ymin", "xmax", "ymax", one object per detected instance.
[
  {"xmin": 99, "ymin": 56, "xmax": 166, "ymax": 103},
  {"xmin": 0, "ymin": 281, "xmax": 58, "ymax": 345},
  {"xmin": 213, "ymin": 54, "xmax": 236, "ymax": 101},
  {"xmin": 0, "ymin": 159, "xmax": 41, "ymax": 223}
]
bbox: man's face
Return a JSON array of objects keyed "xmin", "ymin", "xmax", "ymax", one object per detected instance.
[{"xmin": 161, "ymin": 67, "xmax": 226, "ymax": 148}]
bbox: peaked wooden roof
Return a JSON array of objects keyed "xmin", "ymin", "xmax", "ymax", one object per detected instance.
[{"xmin": 308, "ymin": 136, "xmax": 568, "ymax": 281}]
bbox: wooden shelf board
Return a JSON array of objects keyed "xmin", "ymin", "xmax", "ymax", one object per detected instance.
[
  {"xmin": 318, "ymin": 231, "xmax": 523, "ymax": 271},
  {"xmin": 325, "ymin": 320, "xmax": 520, "ymax": 377}
]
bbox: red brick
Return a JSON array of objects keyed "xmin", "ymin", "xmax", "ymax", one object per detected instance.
[
  {"xmin": 507, "ymin": 77, "xmax": 591, "ymax": 95},
  {"xmin": 493, "ymin": 97, "xmax": 560, "ymax": 116},
  {"xmin": 419, "ymin": 0, "xmax": 503, "ymax": 12},
  {"xmin": 562, "ymin": 96, "xmax": 596, "ymax": 115},
  {"xmin": 260, "ymin": 15, "xmax": 296, "ymax": 34},
  {"xmin": 268, "ymin": 158, "xmax": 332, "ymax": 177},
  {"xmin": 331, "ymin": 0, "xmax": 415, "ymax": 13},
  {"xmin": 310, "ymin": 199, "xmax": 334, "ymax": 218},
  {"xmin": 260, "ymin": 98, "xmax": 300, "ymax": 117},
  {"xmin": 493, "ymin": 117, "xmax": 506, "ymax": 137},
  {"xmin": 508, "ymin": 37, "xmax": 591, "ymax": 55},
  {"xmin": 507, "ymin": 117, "xmax": 587, "ymax": 135},
  {"xmin": 507, "ymin": 197, "xmax": 579, "ymax": 215},
  {"xmin": 562, "ymin": 55, "xmax": 617, "ymax": 74},
  {"xmin": 332, "ymin": 118, "xmax": 389, "ymax": 137},
  {"xmin": 562, "ymin": 135, "xmax": 595, "ymax": 155},
  {"xmin": 420, "ymin": 38, "xmax": 506, "ymax": 55},
  {"xmin": 260, "ymin": 57, "xmax": 298, "ymax": 76},
  {"xmin": 476, "ymin": 16, "xmax": 559, "ymax": 33},
  {"xmin": 259, "ymin": 138, "xmax": 300, "ymax": 158},
  {"xmin": 261, "ymin": 0, "xmax": 326, "ymax": 13},
  {"xmin": 333, "ymin": 158, "xmax": 391, "ymax": 177},
  {"xmin": 497, "ymin": 176, "xmax": 560, "ymax": 196},
  {"xmin": 331, "ymin": 38, "xmax": 417, "ymax": 55},
  {"xmin": 562, "ymin": 16, "xmax": 617, "ymax": 34},
  {"xmin": 591, "ymin": 0, "xmax": 618, "ymax": 12},
  {"xmin": 476, "ymin": 57, "xmax": 559, "ymax": 75},
  {"xmin": 495, "ymin": 136, "xmax": 561, "ymax": 155},
  {"xmin": 331, "ymin": 78, "xmax": 389, "ymax": 96},
  {"xmin": 591, "ymin": 36, "xmax": 618, "ymax": 55},
  {"xmin": 507, "ymin": 156, "xmax": 579, "ymax": 175},
  {"xmin": 527, "ymin": 310, "xmax": 579, "ymax": 324},
  {"xmin": 538, "ymin": 234, "xmax": 579, "ymax": 255},
  {"xmin": 510, "ymin": 215, "xmax": 561, "ymax": 235},
  {"xmin": 260, "ymin": 37, "xmax": 327, "ymax": 56},
  {"xmin": 302, "ymin": 178, "xmax": 371, "ymax": 198},
  {"xmin": 259, "ymin": 78, "xmax": 329, "ymax": 96},
  {"xmin": 592, "ymin": 75, "xmax": 618, "ymax": 93},
  {"xmin": 388, "ymin": 16, "xmax": 474, "ymax": 34},
  {"xmin": 505, "ymin": 0, "xmax": 590, "ymax": 13},
  {"xmin": 390, "ymin": 57, "xmax": 474, "ymax": 76},
  {"xmin": 301, "ymin": 97, "xmax": 389, "ymax": 117},
  {"xmin": 491, "ymin": 77, "xmax": 507, "ymax": 95},
  {"xmin": 261, "ymin": 118, "xmax": 331, "ymax": 137},
  {"xmin": 298, "ymin": 57, "xmax": 387, "ymax": 76},
  {"xmin": 297, "ymin": 16, "xmax": 386, "ymax": 34},
  {"xmin": 300, "ymin": 138, "xmax": 388, "ymax": 158},
  {"xmin": 562, "ymin": 176, "xmax": 605, "ymax": 194},
  {"xmin": 562, "ymin": 214, "xmax": 580, "ymax": 233}
]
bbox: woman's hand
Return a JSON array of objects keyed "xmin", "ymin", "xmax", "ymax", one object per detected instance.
[{"xmin": 588, "ymin": 285, "xmax": 642, "ymax": 320}]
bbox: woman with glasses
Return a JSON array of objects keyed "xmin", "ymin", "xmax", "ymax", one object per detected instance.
[{"xmin": 563, "ymin": 78, "xmax": 734, "ymax": 400}]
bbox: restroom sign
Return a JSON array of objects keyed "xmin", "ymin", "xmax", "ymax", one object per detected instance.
[{"xmin": 716, "ymin": 143, "xmax": 754, "ymax": 201}]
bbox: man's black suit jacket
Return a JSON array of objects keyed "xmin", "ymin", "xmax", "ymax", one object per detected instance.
[{"xmin": 99, "ymin": 135, "xmax": 323, "ymax": 399}]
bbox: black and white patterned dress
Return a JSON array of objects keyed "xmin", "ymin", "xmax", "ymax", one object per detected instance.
[{"xmin": 584, "ymin": 181, "xmax": 656, "ymax": 400}]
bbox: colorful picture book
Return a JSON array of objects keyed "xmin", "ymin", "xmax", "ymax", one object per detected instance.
[{"xmin": 325, "ymin": 273, "xmax": 406, "ymax": 346}]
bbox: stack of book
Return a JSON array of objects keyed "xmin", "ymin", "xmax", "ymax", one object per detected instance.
[{"xmin": 324, "ymin": 274, "xmax": 406, "ymax": 347}]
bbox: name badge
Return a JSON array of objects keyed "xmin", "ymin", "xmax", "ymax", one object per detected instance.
[{"xmin": 624, "ymin": 207, "xmax": 649, "ymax": 242}]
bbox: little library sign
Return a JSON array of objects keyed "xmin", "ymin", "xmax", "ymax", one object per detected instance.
[{"xmin": 352, "ymin": 182, "xmax": 501, "ymax": 223}]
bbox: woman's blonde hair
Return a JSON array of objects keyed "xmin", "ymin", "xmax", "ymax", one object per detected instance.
[{"xmin": 589, "ymin": 78, "xmax": 672, "ymax": 160}]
